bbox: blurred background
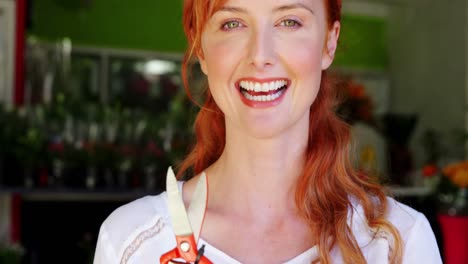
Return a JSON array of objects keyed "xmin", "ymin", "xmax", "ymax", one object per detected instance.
[{"xmin": 0, "ymin": 0, "xmax": 467, "ymax": 263}]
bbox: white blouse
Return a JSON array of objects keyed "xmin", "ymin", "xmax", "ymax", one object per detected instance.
[{"xmin": 93, "ymin": 183, "xmax": 442, "ymax": 264}]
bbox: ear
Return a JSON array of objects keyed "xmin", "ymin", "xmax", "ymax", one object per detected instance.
[
  {"xmin": 197, "ymin": 48, "xmax": 208, "ymax": 75},
  {"xmin": 321, "ymin": 21, "xmax": 341, "ymax": 70}
]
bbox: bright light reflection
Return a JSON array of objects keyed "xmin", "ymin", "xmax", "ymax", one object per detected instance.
[{"xmin": 144, "ymin": 60, "xmax": 177, "ymax": 76}]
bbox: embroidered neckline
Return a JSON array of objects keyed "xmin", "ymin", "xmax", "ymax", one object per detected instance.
[{"xmin": 120, "ymin": 217, "xmax": 165, "ymax": 264}]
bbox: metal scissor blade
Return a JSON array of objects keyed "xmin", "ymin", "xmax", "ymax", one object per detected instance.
[
  {"xmin": 166, "ymin": 166, "xmax": 193, "ymax": 237},
  {"xmin": 187, "ymin": 172, "xmax": 208, "ymax": 241}
]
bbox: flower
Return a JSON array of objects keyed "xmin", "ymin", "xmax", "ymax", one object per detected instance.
[
  {"xmin": 422, "ymin": 163, "xmax": 438, "ymax": 178},
  {"xmin": 442, "ymin": 161, "xmax": 468, "ymax": 188},
  {"xmin": 422, "ymin": 161, "xmax": 468, "ymax": 216},
  {"xmin": 337, "ymin": 79, "xmax": 375, "ymax": 125}
]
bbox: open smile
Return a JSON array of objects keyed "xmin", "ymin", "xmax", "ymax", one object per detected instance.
[{"xmin": 237, "ymin": 78, "xmax": 290, "ymax": 104}]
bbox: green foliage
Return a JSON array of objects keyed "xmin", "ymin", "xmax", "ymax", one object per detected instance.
[
  {"xmin": 0, "ymin": 243, "xmax": 24, "ymax": 264},
  {"xmin": 0, "ymin": 80, "xmax": 197, "ymax": 189}
]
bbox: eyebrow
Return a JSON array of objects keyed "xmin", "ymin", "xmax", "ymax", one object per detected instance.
[
  {"xmin": 218, "ymin": 6, "xmax": 247, "ymax": 13},
  {"xmin": 274, "ymin": 3, "xmax": 315, "ymax": 15},
  {"xmin": 218, "ymin": 3, "xmax": 314, "ymax": 15}
]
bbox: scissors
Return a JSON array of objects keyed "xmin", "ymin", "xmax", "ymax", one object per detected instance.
[{"xmin": 160, "ymin": 167, "xmax": 213, "ymax": 264}]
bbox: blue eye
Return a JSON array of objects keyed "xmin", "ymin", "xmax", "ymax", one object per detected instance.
[
  {"xmin": 222, "ymin": 20, "xmax": 242, "ymax": 30},
  {"xmin": 280, "ymin": 19, "xmax": 301, "ymax": 27}
]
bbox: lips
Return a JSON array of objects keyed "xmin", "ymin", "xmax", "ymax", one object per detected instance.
[{"xmin": 237, "ymin": 79, "xmax": 289, "ymax": 103}]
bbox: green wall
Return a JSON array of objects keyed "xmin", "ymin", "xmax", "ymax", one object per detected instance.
[
  {"xmin": 30, "ymin": 0, "xmax": 387, "ymax": 69},
  {"xmin": 30, "ymin": 0, "xmax": 186, "ymax": 52},
  {"xmin": 335, "ymin": 15, "xmax": 388, "ymax": 70}
]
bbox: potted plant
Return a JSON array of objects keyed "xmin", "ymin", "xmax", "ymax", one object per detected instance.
[
  {"xmin": 422, "ymin": 161, "xmax": 468, "ymax": 264},
  {"xmin": 12, "ymin": 108, "xmax": 47, "ymax": 188},
  {"xmin": 0, "ymin": 242, "xmax": 25, "ymax": 264}
]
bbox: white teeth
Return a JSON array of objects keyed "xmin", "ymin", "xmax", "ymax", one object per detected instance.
[
  {"xmin": 254, "ymin": 83, "xmax": 261, "ymax": 92},
  {"xmin": 238, "ymin": 79, "xmax": 288, "ymax": 102},
  {"xmin": 269, "ymin": 82, "xmax": 275, "ymax": 91},
  {"xmin": 242, "ymin": 89, "xmax": 284, "ymax": 102},
  {"xmin": 239, "ymin": 80, "xmax": 287, "ymax": 92}
]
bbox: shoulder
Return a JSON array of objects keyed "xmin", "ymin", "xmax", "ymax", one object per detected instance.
[
  {"xmin": 94, "ymin": 191, "xmax": 176, "ymax": 263},
  {"xmin": 384, "ymin": 197, "xmax": 442, "ymax": 263},
  {"xmin": 350, "ymin": 196, "xmax": 431, "ymax": 238},
  {"xmin": 104, "ymin": 192, "xmax": 169, "ymax": 226},
  {"xmin": 102, "ymin": 192, "xmax": 170, "ymax": 240},
  {"xmin": 347, "ymin": 196, "xmax": 442, "ymax": 263},
  {"xmin": 384, "ymin": 197, "xmax": 424, "ymax": 236},
  {"xmin": 357, "ymin": 196, "xmax": 438, "ymax": 244}
]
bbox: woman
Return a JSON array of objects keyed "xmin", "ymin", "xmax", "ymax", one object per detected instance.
[{"xmin": 94, "ymin": 0, "xmax": 442, "ymax": 263}]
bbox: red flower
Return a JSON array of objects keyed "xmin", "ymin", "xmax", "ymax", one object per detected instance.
[
  {"xmin": 48, "ymin": 142, "xmax": 65, "ymax": 153},
  {"xmin": 422, "ymin": 164, "xmax": 439, "ymax": 177},
  {"xmin": 348, "ymin": 83, "xmax": 367, "ymax": 99},
  {"xmin": 339, "ymin": 80, "xmax": 375, "ymax": 124},
  {"xmin": 82, "ymin": 141, "xmax": 96, "ymax": 152},
  {"xmin": 145, "ymin": 141, "xmax": 163, "ymax": 157}
]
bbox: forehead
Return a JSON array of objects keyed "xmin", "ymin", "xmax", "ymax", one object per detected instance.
[{"xmin": 212, "ymin": 0, "xmax": 324, "ymax": 13}]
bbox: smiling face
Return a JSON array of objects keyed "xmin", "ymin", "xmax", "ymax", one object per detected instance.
[{"xmin": 199, "ymin": 0, "xmax": 340, "ymax": 139}]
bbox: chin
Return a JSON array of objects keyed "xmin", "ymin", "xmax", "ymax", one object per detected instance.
[{"xmin": 243, "ymin": 119, "xmax": 300, "ymax": 141}]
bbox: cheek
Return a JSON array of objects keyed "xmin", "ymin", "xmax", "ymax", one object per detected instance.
[
  {"xmin": 202, "ymin": 36, "xmax": 247, "ymax": 80},
  {"xmin": 203, "ymin": 45, "xmax": 234, "ymax": 100},
  {"xmin": 278, "ymin": 37, "xmax": 324, "ymax": 75},
  {"xmin": 201, "ymin": 37, "xmax": 247, "ymax": 110},
  {"xmin": 278, "ymin": 36, "xmax": 324, "ymax": 106}
]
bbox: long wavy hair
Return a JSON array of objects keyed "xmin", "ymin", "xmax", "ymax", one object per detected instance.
[{"xmin": 178, "ymin": 0, "xmax": 403, "ymax": 263}]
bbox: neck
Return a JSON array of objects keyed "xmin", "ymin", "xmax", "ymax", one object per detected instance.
[{"xmin": 206, "ymin": 124, "xmax": 308, "ymax": 221}]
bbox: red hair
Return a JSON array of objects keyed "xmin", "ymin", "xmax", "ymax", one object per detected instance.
[{"xmin": 179, "ymin": 0, "xmax": 403, "ymax": 263}]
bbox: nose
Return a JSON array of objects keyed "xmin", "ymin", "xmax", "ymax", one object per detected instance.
[{"xmin": 247, "ymin": 27, "xmax": 277, "ymax": 70}]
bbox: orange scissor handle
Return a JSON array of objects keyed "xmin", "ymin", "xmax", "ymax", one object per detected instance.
[{"xmin": 160, "ymin": 234, "xmax": 212, "ymax": 264}]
